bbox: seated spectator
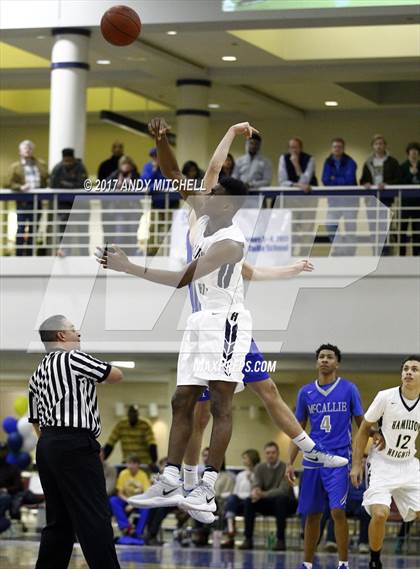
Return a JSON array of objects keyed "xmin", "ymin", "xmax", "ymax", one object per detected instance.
[
  {"xmin": 222, "ymin": 448, "xmax": 260, "ymax": 548},
  {"xmin": 182, "ymin": 160, "xmax": 205, "ymax": 185},
  {"xmin": 7, "ymin": 140, "xmax": 48, "ymax": 256},
  {"xmin": 97, "ymin": 141, "xmax": 124, "ymax": 181},
  {"xmin": 102, "ymin": 156, "xmax": 143, "ymax": 254},
  {"xmin": 109, "ymin": 455, "xmax": 150, "ymax": 537},
  {"xmin": 50, "ymin": 148, "xmax": 89, "ymax": 256},
  {"xmin": 360, "ymin": 134, "xmax": 401, "ymax": 255},
  {"xmin": 322, "ymin": 138, "xmax": 358, "ymax": 256},
  {"xmin": 238, "ymin": 441, "xmax": 297, "ymax": 551},
  {"xmin": 218, "ymin": 153, "xmax": 235, "ymax": 180},
  {"xmin": 232, "ymin": 133, "xmax": 272, "ymax": 194},
  {"xmin": 278, "ymin": 137, "xmax": 318, "ymax": 255},
  {"xmin": 0, "ymin": 442, "xmax": 23, "ymax": 525},
  {"xmin": 100, "ymin": 447, "xmax": 117, "ymax": 496},
  {"xmin": 400, "ymin": 141, "xmax": 420, "ymax": 256}
]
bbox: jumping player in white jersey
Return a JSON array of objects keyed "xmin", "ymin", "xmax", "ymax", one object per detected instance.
[
  {"xmin": 97, "ymin": 121, "xmax": 262, "ymax": 514},
  {"xmin": 351, "ymin": 356, "xmax": 420, "ymax": 569}
]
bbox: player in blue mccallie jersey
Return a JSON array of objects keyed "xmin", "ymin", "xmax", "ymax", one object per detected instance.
[{"xmin": 287, "ymin": 344, "xmax": 364, "ymax": 569}]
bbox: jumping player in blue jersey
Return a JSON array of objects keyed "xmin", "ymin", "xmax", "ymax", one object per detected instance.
[
  {"xmin": 287, "ymin": 344, "xmax": 365, "ymax": 569},
  {"xmin": 146, "ymin": 117, "xmax": 349, "ymax": 529}
]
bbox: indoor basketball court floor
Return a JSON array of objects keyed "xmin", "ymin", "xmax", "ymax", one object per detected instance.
[{"xmin": 0, "ymin": 541, "xmax": 418, "ymax": 569}]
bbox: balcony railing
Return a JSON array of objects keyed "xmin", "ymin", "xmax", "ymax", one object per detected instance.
[{"xmin": 0, "ymin": 186, "xmax": 418, "ymax": 257}]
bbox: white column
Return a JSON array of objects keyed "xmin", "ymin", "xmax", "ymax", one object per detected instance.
[
  {"xmin": 176, "ymin": 79, "xmax": 211, "ymax": 171},
  {"xmin": 48, "ymin": 28, "xmax": 90, "ymax": 170}
]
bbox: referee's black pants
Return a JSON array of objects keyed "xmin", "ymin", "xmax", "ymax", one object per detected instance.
[{"xmin": 35, "ymin": 428, "xmax": 120, "ymax": 569}]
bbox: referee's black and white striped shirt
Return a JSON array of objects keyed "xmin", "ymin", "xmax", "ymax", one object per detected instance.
[{"xmin": 28, "ymin": 350, "xmax": 111, "ymax": 437}]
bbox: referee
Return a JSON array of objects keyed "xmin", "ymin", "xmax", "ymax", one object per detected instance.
[{"xmin": 28, "ymin": 314, "xmax": 123, "ymax": 569}]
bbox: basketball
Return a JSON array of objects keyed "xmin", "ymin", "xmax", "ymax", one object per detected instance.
[{"xmin": 100, "ymin": 5, "xmax": 141, "ymax": 47}]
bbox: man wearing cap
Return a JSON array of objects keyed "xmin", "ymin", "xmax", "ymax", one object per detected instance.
[
  {"xmin": 141, "ymin": 148, "xmax": 179, "ymax": 208},
  {"xmin": 50, "ymin": 148, "xmax": 89, "ymax": 255},
  {"xmin": 103, "ymin": 405, "xmax": 158, "ymax": 470}
]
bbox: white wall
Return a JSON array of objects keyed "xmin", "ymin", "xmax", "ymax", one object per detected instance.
[{"xmin": 1, "ymin": 257, "xmax": 418, "ymax": 355}]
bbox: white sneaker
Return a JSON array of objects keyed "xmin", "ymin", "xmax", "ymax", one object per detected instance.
[
  {"xmin": 127, "ymin": 475, "xmax": 183, "ymax": 508},
  {"xmin": 179, "ymin": 481, "xmax": 216, "ymax": 512},
  {"xmin": 304, "ymin": 445, "xmax": 348, "ymax": 468}
]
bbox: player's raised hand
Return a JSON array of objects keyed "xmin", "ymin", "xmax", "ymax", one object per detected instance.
[
  {"xmin": 148, "ymin": 117, "xmax": 171, "ymax": 140},
  {"xmin": 292, "ymin": 259, "xmax": 314, "ymax": 276},
  {"xmin": 230, "ymin": 122, "xmax": 259, "ymax": 139},
  {"xmin": 95, "ymin": 245, "xmax": 130, "ymax": 273},
  {"xmin": 285, "ymin": 464, "xmax": 297, "ymax": 487},
  {"xmin": 350, "ymin": 463, "xmax": 363, "ymax": 488}
]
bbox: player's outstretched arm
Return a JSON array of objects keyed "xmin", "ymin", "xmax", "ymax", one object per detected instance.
[
  {"xmin": 286, "ymin": 440, "xmax": 300, "ymax": 486},
  {"xmin": 242, "ymin": 259, "xmax": 314, "ymax": 281},
  {"xmin": 350, "ymin": 418, "xmax": 374, "ymax": 488},
  {"xmin": 95, "ymin": 239, "xmax": 243, "ymax": 288},
  {"xmin": 203, "ymin": 122, "xmax": 259, "ymax": 193}
]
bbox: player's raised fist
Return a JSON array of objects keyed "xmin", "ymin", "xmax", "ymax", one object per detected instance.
[
  {"xmin": 148, "ymin": 117, "xmax": 171, "ymax": 140},
  {"xmin": 230, "ymin": 122, "xmax": 259, "ymax": 139}
]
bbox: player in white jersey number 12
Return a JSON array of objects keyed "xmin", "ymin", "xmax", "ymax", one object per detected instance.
[{"xmin": 351, "ymin": 356, "xmax": 420, "ymax": 569}]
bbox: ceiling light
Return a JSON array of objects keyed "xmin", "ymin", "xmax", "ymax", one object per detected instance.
[
  {"xmin": 36, "ymin": 35, "xmax": 46, "ymax": 40},
  {"xmin": 96, "ymin": 59, "xmax": 111, "ymax": 65},
  {"xmin": 167, "ymin": 30, "xmax": 177, "ymax": 36},
  {"xmin": 208, "ymin": 103, "xmax": 220, "ymax": 109},
  {"xmin": 110, "ymin": 360, "xmax": 135, "ymax": 368},
  {"xmin": 325, "ymin": 100, "xmax": 338, "ymax": 107},
  {"xmin": 222, "ymin": 55, "xmax": 237, "ymax": 62}
]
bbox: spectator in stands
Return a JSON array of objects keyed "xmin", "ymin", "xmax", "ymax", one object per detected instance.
[
  {"xmin": 103, "ymin": 404, "xmax": 158, "ymax": 468},
  {"xmin": 50, "ymin": 148, "xmax": 89, "ymax": 256},
  {"xmin": 109, "ymin": 455, "xmax": 150, "ymax": 536},
  {"xmin": 360, "ymin": 134, "xmax": 401, "ymax": 255},
  {"xmin": 218, "ymin": 153, "xmax": 235, "ymax": 180},
  {"xmin": 182, "ymin": 160, "xmax": 205, "ymax": 185},
  {"xmin": 239, "ymin": 441, "xmax": 297, "ymax": 551},
  {"xmin": 233, "ymin": 133, "xmax": 272, "ymax": 193},
  {"xmin": 400, "ymin": 141, "xmax": 420, "ymax": 256},
  {"xmin": 7, "ymin": 140, "xmax": 48, "ymax": 256},
  {"xmin": 97, "ymin": 141, "xmax": 124, "ymax": 181},
  {"xmin": 278, "ymin": 137, "xmax": 318, "ymax": 255},
  {"xmin": 141, "ymin": 148, "xmax": 178, "ymax": 209},
  {"xmin": 100, "ymin": 447, "xmax": 117, "ymax": 496},
  {"xmin": 222, "ymin": 448, "xmax": 260, "ymax": 549},
  {"xmin": 322, "ymin": 138, "xmax": 358, "ymax": 256},
  {"xmin": 102, "ymin": 156, "xmax": 143, "ymax": 253},
  {"xmin": 0, "ymin": 442, "xmax": 23, "ymax": 526}
]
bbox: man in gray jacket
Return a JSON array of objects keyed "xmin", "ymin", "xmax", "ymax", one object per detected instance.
[
  {"xmin": 239, "ymin": 441, "xmax": 297, "ymax": 551},
  {"xmin": 232, "ymin": 133, "xmax": 272, "ymax": 194}
]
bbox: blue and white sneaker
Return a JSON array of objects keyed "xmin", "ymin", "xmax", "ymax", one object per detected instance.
[{"xmin": 303, "ymin": 444, "xmax": 348, "ymax": 468}]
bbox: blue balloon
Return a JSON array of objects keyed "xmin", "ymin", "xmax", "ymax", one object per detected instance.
[
  {"xmin": 16, "ymin": 452, "xmax": 31, "ymax": 470},
  {"xmin": 2, "ymin": 416, "xmax": 18, "ymax": 434},
  {"xmin": 7, "ymin": 432, "xmax": 23, "ymax": 453},
  {"xmin": 6, "ymin": 452, "xmax": 18, "ymax": 465}
]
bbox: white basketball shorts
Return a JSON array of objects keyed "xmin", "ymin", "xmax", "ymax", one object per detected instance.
[
  {"xmin": 363, "ymin": 453, "xmax": 420, "ymax": 522},
  {"xmin": 177, "ymin": 308, "xmax": 252, "ymax": 392}
]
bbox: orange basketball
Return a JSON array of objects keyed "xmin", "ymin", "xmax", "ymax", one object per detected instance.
[{"xmin": 100, "ymin": 5, "xmax": 141, "ymax": 47}]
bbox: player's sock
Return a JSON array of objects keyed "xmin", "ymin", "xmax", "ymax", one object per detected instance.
[
  {"xmin": 183, "ymin": 464, "xmax": 199, "ymax": 491},
  {"xmin": 370, "ymin": 549, "xmax": 381, "ymax": 563},
  {"xmin": 163, "ymin": 463, "xmax": 181, "ymax": 485},
  {"xmin": 293, "ymin": 431, "xmax": 316, "ymax": 453},
  {"xmin": 202, "ymin": 466, "xmax": 218, "ymax": 489}
]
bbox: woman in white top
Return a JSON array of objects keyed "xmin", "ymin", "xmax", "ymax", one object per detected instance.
[{"xmin": 222, "ymin": 449, "xmax": 260, "ymax": 548}]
